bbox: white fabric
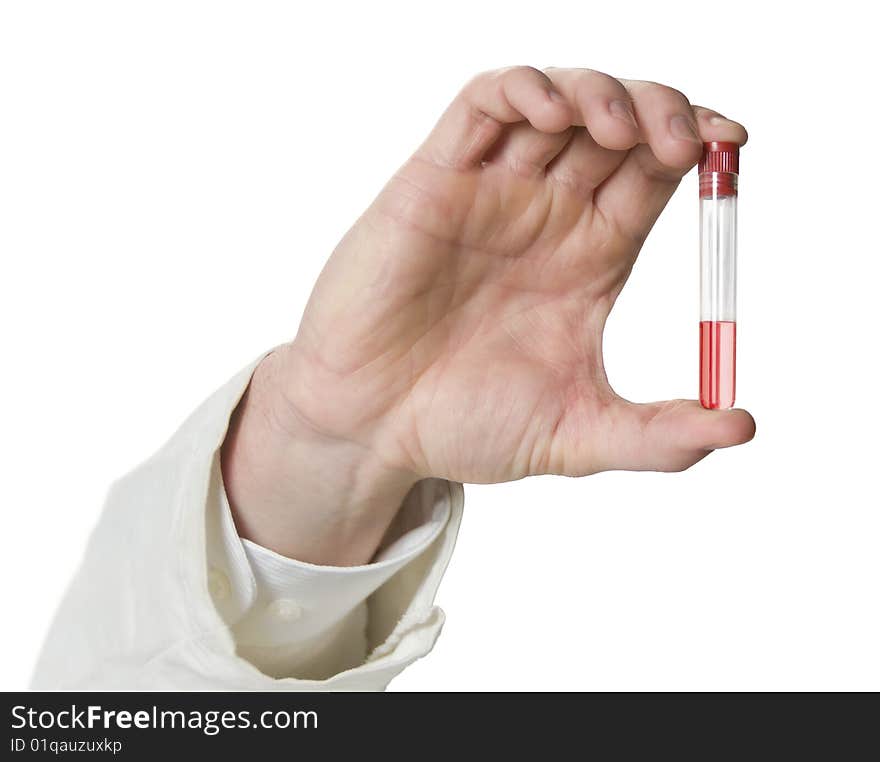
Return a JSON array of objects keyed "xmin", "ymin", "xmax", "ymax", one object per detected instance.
[
  {"xmin": 210, "ymin": 466, "xmax": 451, "ymax": 679},
  {"xmin": 32, "ymin": 355, "xmax": 464, "ymax": 690}
]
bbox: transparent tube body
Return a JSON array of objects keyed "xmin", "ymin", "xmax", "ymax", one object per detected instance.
[{"xmin": 699, "ymin": 171, "xmax": 737, "ymax": 409}]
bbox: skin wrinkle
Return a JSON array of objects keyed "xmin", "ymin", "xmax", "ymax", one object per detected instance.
[
  {"xmin": 380, "ymin": 164, "xmax": 467, "ymax": 235},
  {"xmin": 225, "ymin": 360, "xmax": 412, "ymax": 564},
  {"xmin": 367, "ymin": 262, "xmax": 612, "ymax": 476},
  {"xmin": 407, "ymin": 354, "xmax": 447, "ymax": 477},
  {"xmin": 372, "ymin": 233, "xmax": 612, "ymax": 366},
  {"xmin": 280, "ymin": 346, "xmax": 396, "ymax": 460},
  {"xmin": 496, "ymin": 326, "xmax": 562, "ymax": 474},
  {"xmin": 392, "ymin": 161, "xmax": 554, "ymax": 262},
  {"xmin": 299, "ymin": 223, "xmax": 648, "ymax": 478},
  {"xmin": 354, "ymin": 285, "xmax": 477, "ymax": 475},
  {"xmin": 529, "ymin": 392, "xmax": 560, "ymax": 475},
  {"xmin": 632, "ymin": 144, "xmax": 689, "ymax": 185},
  {"xmin": 270, "ymin": 348, "xmax": 400, "ymax": 470},
  {"xmin": 404, "ymin": 295, "xmax": 548, "ymax": 477},
  {"xmin": 556, "ymin": 377, "xmax": 615, "ymax": 474},
  {"xmin": 497, "ymin": 388, "xmax": 540, "ymax": 481},
  {"xmin": 546, "ymin": 166, "xmax": 600, "ymax": 201},
  {"xmin": 487, "ymin": 125, "xmax": 576, "ymax": 178},
  {"xmin": 545, "ymin": 137, "xmax": 629, "ymax": 194},
  {"xmin": 457, "ymin": 107, "xmax": 503, "ymax": 169},
  {"xmin": 499, "ymin": 299, "xmax": 606, "ymax": 476},
  {"xmin": 379, "ymin": 167, "xmax": 603, "ymax": 281},
  {"xmin": 298, "ymin": 241, "xmax": 466, "ymax": 381},
  {"xmin": 500, "ymin": 294, "xmax": 587, "ymax": 375}
]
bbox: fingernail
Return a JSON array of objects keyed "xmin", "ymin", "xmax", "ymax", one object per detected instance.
[
  {"xmin": 709, "ymin": 114, "xmax": 731, "ymax": 126},
  {"xmin": 670, "ymin": 113, "xmax": 701, "ymax": 142},
  {"xmin": 609, "ymin": 98, "xmax": 637, "ymax": 127}
]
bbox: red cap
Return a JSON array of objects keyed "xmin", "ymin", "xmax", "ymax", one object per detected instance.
[
  {"xmin": 699, "ymin": 141, "xmax": 739, "ymax": 174},
  {"xmin": 699, "ymin": 141, "xmax": 739, "ymax": 198}
]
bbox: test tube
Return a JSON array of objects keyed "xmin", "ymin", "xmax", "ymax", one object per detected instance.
[{"xmin": 699, "ymin": 141, "xmax": 739, "ymax": 409}]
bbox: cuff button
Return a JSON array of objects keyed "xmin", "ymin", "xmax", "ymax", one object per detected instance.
[
  {"xmin": 207, "ymin": 567, "xmax": 231, "ymax": 601},
  {"xmin": 268, "ymin": 598, "xmax": 303, "ymax": 622}
]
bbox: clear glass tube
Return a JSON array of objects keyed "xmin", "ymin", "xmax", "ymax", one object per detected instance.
[{"xmin": 699, "ymin": 151, "xmax": 738, "ymax": 410}]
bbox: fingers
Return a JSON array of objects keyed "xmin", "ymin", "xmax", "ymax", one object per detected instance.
[
  {"xmin": 538, "ymin": 69, "xmax": 639, "ymax": 195},
  {"xmin": 622, "ymin": 80, "xmax": 704, "ymax": 171},
  {"xmin": 595, "ymin": 85, "xmax": 748, "ymax": 242},
  {"xmin": 416, "ymin": 66, "xmax": 572, "ymax": 170},
  {"xmin": 596, "ymin": 398, "xmax": 756, "ymax": 473},
  {"xmin": 488, "ymin": 66, "xmax": 644, "ymax": 182},
  {"xmin": 545, "ymin": 68, "xmax": 640, "ymax": 151},
  {"xmin": 414, "ymin": 66, "xmax": 645, "ymax": 175},
  {"xmin": 413, "ymin": 66, "xmax": 749, "ymax": 249}
]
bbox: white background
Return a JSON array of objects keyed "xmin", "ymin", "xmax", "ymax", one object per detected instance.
[{"xmin": 2, "ymin": 1, "xmax": 877, "ymax": 691}]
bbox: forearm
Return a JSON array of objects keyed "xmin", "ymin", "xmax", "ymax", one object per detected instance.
[{"xmin": 220, "ymin": 345, "xmax": 419, "ymax": 567}]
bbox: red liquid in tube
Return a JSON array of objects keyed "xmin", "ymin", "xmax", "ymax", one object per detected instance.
[{"xmin": 700, "ymin": 320, "xmax": 736, "ymax": 409}]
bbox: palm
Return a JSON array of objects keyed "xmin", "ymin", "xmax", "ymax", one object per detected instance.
[
  {"xmin": 288, "ymin": 67, "xmax": 754, "ymax": 484},
  {"xmin": 372, "ymin": 159, "xmax": 630, "ymax": 482}
]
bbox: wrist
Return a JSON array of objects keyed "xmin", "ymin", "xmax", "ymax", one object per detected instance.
[{"xmin": 220, "ymin": 346, "xmax": 419, "ymax": 566}]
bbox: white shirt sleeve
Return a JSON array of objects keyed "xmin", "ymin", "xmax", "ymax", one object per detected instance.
[
  {"xmin": 32, "ymin": 353, "xmax": 464, "ymax": 690},
  {"xmin": 207, "ymin": 465, "xmax": 451, "ymax": 680}
]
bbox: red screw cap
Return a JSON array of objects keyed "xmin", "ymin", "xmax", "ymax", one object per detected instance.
[
  {"xmin": 699, "ymin": 141, "xmax": 740, "ymax": 175},
  {"xmin": 699, "ymin": 141, "xmax": 739, "ymax": 197}
]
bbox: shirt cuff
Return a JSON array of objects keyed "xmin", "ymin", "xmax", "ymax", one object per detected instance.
[
  {"xmin": 193, "ymin": 352, "xmax": 463, "ymax": 688},
  {"xmin": 206, "ymin": 455, "xmax": 450, "ymax": 652}
]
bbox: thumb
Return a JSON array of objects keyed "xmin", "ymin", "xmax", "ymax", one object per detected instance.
[{"xmin": 597, "ymin": 398, "xmax": 756, "ymax": 473}]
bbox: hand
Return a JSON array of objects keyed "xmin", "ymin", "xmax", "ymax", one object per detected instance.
[{"xmin": 222, "ymin": 67, "xmax": 756, "ymax": 565}]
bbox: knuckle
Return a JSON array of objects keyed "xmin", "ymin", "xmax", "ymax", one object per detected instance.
[
  {"xmin": 549, "ymin": 166, "xmax": 595, "ymax": 199},
  {"xmin": 631, "ymin": 80, "xmax": 690, "ymax": 105},
  {"xmin": 462, "ymin": 68, "xmax": 502, "ymax": 93},
  {"xmin": 654, "ymin": 81, "xmax": 690, "ymax": 104},
  {"xmin": 503, "ymin": 65, "xmax": 553, "ymax": 90},
  {"xmin": 462, "ymin": 69, "xmax": 491, "ymax": 90},
  {"xmin": 480, "ymin": 65, "xmax": 542, "ymax": 83},
  {"xmin": 463, "ymin": 66, "xmax": 546, "ymax": 97},
  {"xmin": 590, "ymin": 68, "xmax": 622, "ymax": 88},
  {"xmin": 573, "ymin": 68, "xmax": 622, "ymax": 97},
  {"xmin": 506, "ymin": 64, "xmax": 544, "ymax": 78}
]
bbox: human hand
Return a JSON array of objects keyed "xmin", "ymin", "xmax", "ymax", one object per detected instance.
[{"xmin": 222, "ymin": 67, "xmax": 755, "ymax": 565}]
